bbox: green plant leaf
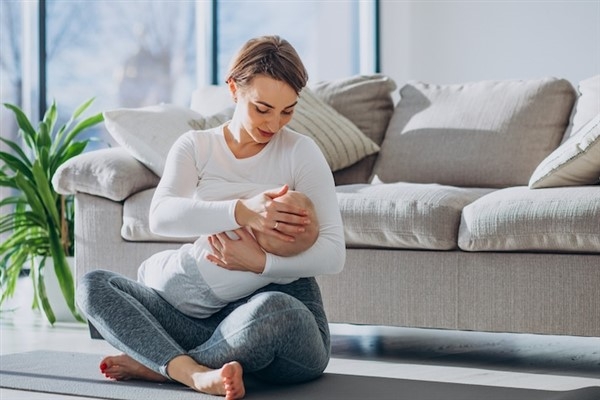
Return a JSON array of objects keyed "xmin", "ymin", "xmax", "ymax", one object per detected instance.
[
  {"xmin": 43, "ymin": 101, "xmax": 58, "ymax": 143},
  {"xmin": 0, "ymin": 148, "xmax": 35, "ymax": 183},
  {"xmin": 32, "ymin": 257, "xmax": 56, "ymax": 325},
  {"xmin": 53, "ymin": 98, "xmax": 94, "ymax": 151},
  {"xmin": 0, "ymin": 137, "xmax": 32, "ymax": 169},
  {"xmin": 32, "ymin": 161, "xmax": 60, "ymax": 227},
  {"xmin": 56, "ymin": 113, "xmax": 104, "ymax": 157},
  {"xmin": 72, "ymin": 97, "xmax": 95, "ymax": 120},
  {"xmin": 14, "ymin": 172, "xmax": 46, "ymax": 219},
  {"xmin": 54, "ymin": 141, "xmax": 88, "ymax": 171},
  {"xmin": 1, "ymin": 99, "xmax": 101, "ymax": 325},
  {"xmin": 37, "ymin": 121, "xmax": 52, "ymax": 159},
  {"xmin": 0, "ymin": 249, "xmax": 28, "ymax": 304},
  {"xmin": 3, "ymin": 103, "xmax": 36, "ymax": 141}
]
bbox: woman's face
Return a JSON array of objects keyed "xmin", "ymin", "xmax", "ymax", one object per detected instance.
[{"xmin": 231, "ymin": 75, "xmax": 298, "ymax": 144}]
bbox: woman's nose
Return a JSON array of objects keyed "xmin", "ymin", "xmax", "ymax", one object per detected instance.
[{"xmin": 266, "ymin": 116, "xmax": 280, "ymax": 132}]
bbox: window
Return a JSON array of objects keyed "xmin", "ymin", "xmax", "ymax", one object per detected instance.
[
  {"xmin": 1, "ymin": 1, "xmax": 24, "ymax": 148},
  {"xmin": 44, "ymin": 0, "xmax": 197, "ymax": 149},
  {"xmin": 1, "ymin": 0, "xmax": 378, "ymax": 151},
  {"xmin": 215, "ymin": 1, "xmax": 364, "ymax": 84}
]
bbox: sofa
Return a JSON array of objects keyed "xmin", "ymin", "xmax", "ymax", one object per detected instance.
[{"xmin": 53, "ymin": 74, "xmax": 600, "ymax": 337}]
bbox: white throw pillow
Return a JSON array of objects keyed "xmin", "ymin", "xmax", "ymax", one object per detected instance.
[
  {"xmin": 103, "ymin": 104, "xmax": 229, "ymax": 176},
  {"xmin": 529, "ymin": 114, "xmax": 600, "ymax": 188},
  {"xmin": 563, "ymin": 75, "xmax": 600, "ymax": 141}
]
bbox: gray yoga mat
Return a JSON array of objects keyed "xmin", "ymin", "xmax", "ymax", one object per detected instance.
[{"xmin": 1, "ymin": 351, "xmax": 599, "ymax": 400}]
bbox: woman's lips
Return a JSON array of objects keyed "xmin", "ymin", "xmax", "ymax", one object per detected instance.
[{"xmin": 258, "ymin": 128, "xmax": 275, "ymax": 138}]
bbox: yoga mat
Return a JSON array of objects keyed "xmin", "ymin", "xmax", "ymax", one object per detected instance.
[{"xmin": 1, "ymin": 351, "xmax": 599, "ymax": 400}]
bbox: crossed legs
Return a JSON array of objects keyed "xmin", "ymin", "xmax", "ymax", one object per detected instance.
[{"xmin": 77, "ymin": 270, "xmax": 329, "ymax": 398}]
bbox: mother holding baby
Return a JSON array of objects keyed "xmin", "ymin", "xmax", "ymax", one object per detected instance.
[{"xmin": 76, "ymin": 35, "xmax": 345, "ymax": 399}]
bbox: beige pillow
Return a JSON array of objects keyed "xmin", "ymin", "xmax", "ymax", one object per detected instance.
[
  {"xmin": 311, "ymin": 74, "xmax": 397, "ymax": 146},
  {"xmin": 52, "ymin": 147, "xmax": 160, "ymax": 201},
  {"xmin": 311, "ymin": 74, "xmax": 397, "ymax": 185},
  {"xmin": 529, "ymin": 114, "xmax": 600, "ymax": 188},
  {"xmin": 373, "ymin": 77, "xmax": 577, "ymax": 187}
]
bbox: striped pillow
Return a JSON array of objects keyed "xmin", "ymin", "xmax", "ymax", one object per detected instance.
[{"xmin": 289, "ymin": 88, "xmax": 380, "ymax": 171}]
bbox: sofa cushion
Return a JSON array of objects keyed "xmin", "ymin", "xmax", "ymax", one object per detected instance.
[
  {"xmin": 373, "ymin": 77, "xmax": 577, "ymax": 188},
  {"xmin": 459, "ymin": 186, "xmax": 600, "ymax": 253},
  {"xmin": 311, "ymin": 74, "xmax": 397, "ymax": 185},
  {"xmin": 336, "ymin": 183, "xmax": 494, "ymax": 250},
  {"xmin": 122, "ymin": 188, "xmax": 196, "ymax": 242},
  {"xmin": 52, "ymin": 148, "xmax": 160, "ymax": 202},
  {"xmin": 529, "ymin": 114, "xmax": 600, "ymax": 188}
]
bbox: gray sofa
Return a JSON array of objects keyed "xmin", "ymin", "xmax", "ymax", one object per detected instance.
[{"xmin": 54, "ymin": 74, "xmax": 600, "ymax": 337}]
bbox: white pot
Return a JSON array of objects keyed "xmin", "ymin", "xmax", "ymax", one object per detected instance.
[{"xmin": 38, "ymin": 256, "xmax": 79, "ymax": 323}]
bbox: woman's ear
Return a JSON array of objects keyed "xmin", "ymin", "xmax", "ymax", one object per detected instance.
[{"xmin": 227, "ymin": 79, "xmax": 238, "ymax": 103}]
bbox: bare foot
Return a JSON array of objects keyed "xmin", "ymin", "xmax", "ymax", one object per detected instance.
[
  {"xmin": 190, "ymin": 361, "xmax": 245, "ymax": 400},
  {"xmin": 99, "ymin": 354, "xmax": 167, "ymax": 382}
]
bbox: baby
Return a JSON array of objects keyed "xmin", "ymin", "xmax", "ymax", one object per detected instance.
[{"xmin": 138, "ymin": 190, "xmax": 319, "ymax": 318}]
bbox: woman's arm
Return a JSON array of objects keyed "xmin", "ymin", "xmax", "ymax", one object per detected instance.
[
  {"xmin": 262, "ymin": 140, "xmax": 346, "ymax": 278},
  {"xmin": 149, "ymin": 131, "xmax": 240, "ymax": 238},
  {"xmin": 208, "ymin": 136, "xmax": 346, "ymax": 278}
]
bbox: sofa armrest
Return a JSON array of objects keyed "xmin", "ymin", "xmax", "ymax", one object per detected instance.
[{"xmin": 52, "ymin": 147, "xmax": 160, "ymax": 202}]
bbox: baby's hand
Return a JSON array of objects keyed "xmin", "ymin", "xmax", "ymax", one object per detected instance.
[
  {"xmin": 207, "ymin": 229, "xmax": 266, "ymax": 273},
  {"xmin": 235, "ymin": 185, "xmax": 309, "ymax": 242}
]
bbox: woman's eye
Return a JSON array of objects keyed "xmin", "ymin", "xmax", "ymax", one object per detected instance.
[
  {"xmin": 282, "ymin": 110, "xmax": 293, "ymax": 116},
  {"xmin": 256, "ymin": 107, "xmax": 269, "ymax": 114}
]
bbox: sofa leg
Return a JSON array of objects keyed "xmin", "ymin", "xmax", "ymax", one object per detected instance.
[{"xmin": 87, "ymin": 321, "xmax": 104, "ymax": 340}]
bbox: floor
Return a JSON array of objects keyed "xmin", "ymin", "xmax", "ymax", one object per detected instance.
[{"xmin": 1, "ymin": 277, "xmax": 600, "ymax": 399}]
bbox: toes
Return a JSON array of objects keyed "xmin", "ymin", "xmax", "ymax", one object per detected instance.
[{"xmin": 222, "ymin": 362, "xmax": 245, "ymax": 400}]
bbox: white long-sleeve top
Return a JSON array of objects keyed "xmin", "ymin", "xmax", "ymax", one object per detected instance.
[{"xmin": 148, "ymin": 124, "xmax": 345, "ymax": 301}]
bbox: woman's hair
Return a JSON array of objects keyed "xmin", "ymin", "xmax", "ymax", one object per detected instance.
[{"xmin": 225, "ymin": 35, "xmax": 308, "ymax": 94}]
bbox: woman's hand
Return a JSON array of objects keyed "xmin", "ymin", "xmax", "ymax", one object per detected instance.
[
  {"xmin": 234, "ymin": 185, "xmax": 311, "ymax": 242},
  {"xmin": 206, "ymin": 229, "xmax": 266, "ymax": 273}
]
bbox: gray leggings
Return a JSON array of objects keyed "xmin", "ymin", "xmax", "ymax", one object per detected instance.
[{"xmin": 76, "ymin": 270, "xmax": 331, "ymax": 383}]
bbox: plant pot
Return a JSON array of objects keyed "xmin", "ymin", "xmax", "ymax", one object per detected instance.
[{"xmin": 37, "ymin": 256, "xmax": 80, "ymax": 323}]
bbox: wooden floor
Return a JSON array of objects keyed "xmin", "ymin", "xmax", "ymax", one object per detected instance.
[{"xmin": 1, "ymin": 277, "xmax": 600, "ymax": 399}]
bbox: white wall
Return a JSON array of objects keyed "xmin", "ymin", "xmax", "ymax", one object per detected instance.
[{"xmin": 380, "ymin": 0, "xmax": 600, "ymax": 89}]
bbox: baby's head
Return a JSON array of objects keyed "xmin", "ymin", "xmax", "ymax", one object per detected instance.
[{"xmin": 254, "ymin": 191, "xmax": 319, "ymax": 257}]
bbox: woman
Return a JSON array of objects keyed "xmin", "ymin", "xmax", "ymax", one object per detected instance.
[{"xmin": 76, "ymin": 35, "xmax": 345, "ymax": 400}]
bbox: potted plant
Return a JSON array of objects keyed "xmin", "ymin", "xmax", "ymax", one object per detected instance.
[{"xmin": 0, "ymin": 98, "xmax": 104, "ymax": 324}]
